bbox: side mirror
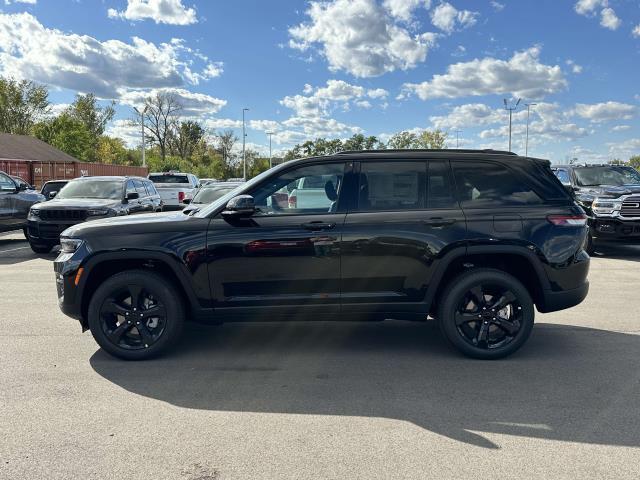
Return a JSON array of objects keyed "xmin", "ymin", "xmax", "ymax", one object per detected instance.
[
  {"xmin": 17, "ymin": 183, "xmax": 27, "ymax": 192},
  {"xmin": 126, "ymin": 192, "xmax": 139, "ymax": 201},
  {"xmin": 49, "ymin": 191, "xmax": 58, "ymax": 199},
  {"xmin": 222, "ymin": 195, "xmax": 255, "ymax": 217}
]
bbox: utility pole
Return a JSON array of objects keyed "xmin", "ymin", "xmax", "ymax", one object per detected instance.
[
  {"xmin": 503, "ymin": 98, "xmax": 521, "ymax": 152},
  {"xmin": 242, "ymin": 108, "xmax": 249, "ymax": 180},
  {"xmin": 524, "ymin": 103, "xmax": 537, "ymax": 157},
  {"xmin": 453, "ymin": 129, "xmax": 461, "ymax": 148},
  {"xmin": 133, "ymin": 105, "xmax": 148, "ymax": 167},
  {"xmin": 266, "ymin": 131, "xmax": 274, "ymax": 168}
]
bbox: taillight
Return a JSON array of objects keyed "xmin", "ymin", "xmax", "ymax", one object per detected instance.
[
  {"xmin": 547, "ymin": 214, "xmax": 588, "ymax": 226},
  {"xmin": 178, "ymin": 191, "xmax": 185, "ymax": 203},
  {"xmin": 288, "ymin": 194, "xmax": 297, "ymax": 209}
]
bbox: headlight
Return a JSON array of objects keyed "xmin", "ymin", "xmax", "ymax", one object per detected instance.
[
  {"xmin": 592, "ymin": 198, "xmax": 622, "ymax": 215},
  {"xmin": 60, "ymin": 238, "xmax": 83, "ymax": 253},
  {"xmin": 29, "ymin": 208, "xmax": 40, "ymax": 217},
  {"xmin": 86, "ymin": 208, "xmax": 110, "ymax": 216}
]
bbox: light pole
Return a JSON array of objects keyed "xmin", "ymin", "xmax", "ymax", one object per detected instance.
[
  {"xmin": 524, "ymin": 103, "xmax": 537, "ymax": 157},
  {"xmin": 133, "ymin": 105, "xmax": 148, "ymax": 167},
  {"xmin": 503, "ymin": 98, "xmax": 521, "ymax": 152},
  {"xmin": 242, "ymin": 108, "xmax": 249, "ymax": 180},
  {"xmin": 266, "ymin": 132, "xmax": 274, "ymax": 168},
  {"xmin": 453, "ymin": 129, "xmax": 461, "ymax": 148}
]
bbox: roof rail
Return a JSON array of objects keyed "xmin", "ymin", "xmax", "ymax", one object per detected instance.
[{"xmin": 336, "ymin": 148, "xmax": 517, "ymax": 156}]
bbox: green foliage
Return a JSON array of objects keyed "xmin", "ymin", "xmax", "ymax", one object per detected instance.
[
  {"xmin": 0, "ymin": 78, "xmax": 49, "ymax": 135},
  {"xmin": 627, "ymin": 155, "xmax": 640, "ymax": 170},
  {"xmin": 387, "ymin": 131, "xmax": 418, "ymax": 149},
  {"xmin": 33, "ymin": 113, "xmax": 93, "ymax": 161},
  {"xmin": 170, "ymin": 120, "xmax": 205, "ymax": 160}
]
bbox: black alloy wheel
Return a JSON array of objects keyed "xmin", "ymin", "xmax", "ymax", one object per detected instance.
[
  {"xmin": 438, "ymin": 269, "xmax": 534, "ymax": 359},
  {"xmin": 88, "ymin": 270, "xmax": 184, "ymax": 360}
]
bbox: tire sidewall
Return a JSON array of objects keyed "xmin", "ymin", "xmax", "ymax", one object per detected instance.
[
  {"xmin": 87, "ymin": 270, "xmax": 184, "ymax": 360},
  {"xmin": 438, "ymin": 269, "xmax": 534, "ymax": 359}
]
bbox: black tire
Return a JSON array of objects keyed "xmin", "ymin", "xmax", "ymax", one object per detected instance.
[
  {"xmin": 29, "ymin": 240, "xmax": 54, "ymax": 254},
  {"xmin": 437, "ymin": 268, "xmax": 534, "ymax": 360},
  {"xmin": 87, "ymin": 270, "xmax": 185, "ymax": 360},
  {"xmin": 23, "ymin": 227, "xmax": 28, "ymax": 240}
]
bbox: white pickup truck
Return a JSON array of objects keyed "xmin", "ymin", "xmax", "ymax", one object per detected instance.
[
  {"xmin": 287, "ymin": 174, "xmax": 338, "ymax": 210},
  {"xmin": 147, "ymin": 172, "xmax": 199, "ymax": 210}
]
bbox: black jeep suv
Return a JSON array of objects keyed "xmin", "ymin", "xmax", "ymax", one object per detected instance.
[
  {"xmin": 54, "ymin": 150, "xmax": 590, "ymax": 360},
  {"xmin": 552, "ymin": 164, "xmax": 640, "ymax": 253}
]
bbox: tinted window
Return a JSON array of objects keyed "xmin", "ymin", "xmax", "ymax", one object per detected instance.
[
  {"xmin": 144, "ymin": 182, "xmax": 158, "ymax": 196},
  {"xmin": 57, "ymin": 180, "xmax": 124, "ymax": 200},
  {"xmin": 555, "ymin": 169, "xmax": 571, "ymax": 185},
  {"xmin": 428, "ymin": 160, "xmax": 458, "ymax": 209},
  {"xmin": 125, "ymin": 180, "xmax": 136, "ymax": 196},
  {"xmin": 134, "ymin": 180, "xmax": 147, "ymax": 197},
  {"xmin": 0, "ymin": 173, "xmax": 16, "ymax": 192},
  {"xmin": 251, "ymin": 163, "xmax": 345, "ymax": 215},
  {"xmin": 358, "ymin": 162, "xmax": 426, "ymax": 211},
  {"xmin": 42, "ymin": 181, "xmax": 67, "ymax": 197},
  {"xmin": 148, "ymin": 174, "xmax": 189, "ymax": 184},
  {"xmin": 453, "ymin": 161, "xmax": 543, "ymax": 207}
]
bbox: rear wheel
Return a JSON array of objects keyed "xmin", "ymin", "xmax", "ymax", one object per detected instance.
[
  {"xmin": 87, "ymin": 270, "xmax": 185, "ymax": 360},
  {"xmin": 437, "ymin": 269, "xmax": 534, "ymax": 359}
]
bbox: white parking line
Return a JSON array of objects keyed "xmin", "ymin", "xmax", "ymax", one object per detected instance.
[{"xmin": 0, "ymin": 246, "xmax": 30, "ymax": 254}]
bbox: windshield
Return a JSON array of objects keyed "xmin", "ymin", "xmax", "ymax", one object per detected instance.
[
  {"xmin": 574, "ymin": 166, "xmax": 640, "ymax": 186},
  {"xmin": 56, "ymin": 180, "xmax": 123, "ymax": 200},
  {"xmin": 148, "ymin": 174, "xmax": 189, "ymax": 184},
  {"xmin": 192, "ymin": 185, "xmax": 240, "ymax": 204}
]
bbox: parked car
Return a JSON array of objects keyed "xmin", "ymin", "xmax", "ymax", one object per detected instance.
[
  {"xmin": 28, "ymin": 176, "xmax": 162, "ymax": 253},
  {"xmin": 11, "ymin": 176, "xmax": 35, "ymax": 191},
  {"xmin": 287, "ymin": 174, "xmax": 339, "ymax": 210},
  {"xmin": 54, "ymin": 149, "xmax": 589, "ymax": 361},
  {"xmin": 182, "ymin": 182, "xmax": 244, "ymax": 214},
  {"xmin": 0, "ymin": 170, "xmax": 45, "ymax": 235},
  {"xmin": 148, "ymin": 172, "xmax": 199, "ymax": 210},
  {"xmin": 41, "ymin": 180, "xmax": 69, "ymax": 200},
  {"xmin": 552, "ymin": 164, "xmax": 640, "ymax": 253}
]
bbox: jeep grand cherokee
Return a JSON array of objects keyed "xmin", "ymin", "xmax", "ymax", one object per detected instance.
[{"xmin": 54, "ymin": 150, "xmax": 590, "ymax": 360}]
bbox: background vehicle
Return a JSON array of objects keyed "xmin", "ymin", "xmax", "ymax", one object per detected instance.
[
  {"xmin": 148, "ymin": 172, "xmax": 199, "ymax": 210},
  {"xmin": 28, "ymin": 176, "xmax": 162, "ymax": 253},
  {"xmin": 0, "ymin": 170, "xmax": 45, "ymax": 235},
  {"xmin": 287, "ymin": 174, "xmax": 339, "ymax": 209},
  {"xmin": 11, "ymin": 176, "xmax": 35, "ymax": 191},
  {"xmin": 55, "ymin": 150, "xmax": 589, "ymax": 361},
  {"xmin": 183, "ymin": 182, "xmax": 243, "ymax": 214},
  {"xmin": 553, "ymin": 164, "xmax": 640, "ymax": 253},
  {"xmin": 41, "ymin": 180, "xmax": 69, "ymax": 200}
]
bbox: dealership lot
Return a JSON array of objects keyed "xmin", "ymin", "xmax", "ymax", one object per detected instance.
[{"xmin": 1, "ymin": 230, "xmax": 639, "ymax": 479}]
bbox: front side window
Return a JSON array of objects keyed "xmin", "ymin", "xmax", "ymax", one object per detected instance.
[
  {"xmin": 250, "ymin": 163, "xmax": 346, "ymax": 215},
  {"xmin": 358, "ymin": 162, "xmax": 426, "ymax": 211},
  {"xmin": 134, "ymin": 180, "xmax": 147, "ymax": 197},
  {"xmin": 0, "ymin": 173, "xmax": 16, "ymax": 192},
  {"xmin": 56, "ymin": 180, "xmax": 124, "ymax": 200},
  {"xmin": 453, "ymin": 161, "xmax": 543, "ymax": 208}
]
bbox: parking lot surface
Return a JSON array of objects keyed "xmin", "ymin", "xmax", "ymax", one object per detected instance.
[{"xmin": 1, "ymin": 231, "xmax": 639, "ymax": 480}]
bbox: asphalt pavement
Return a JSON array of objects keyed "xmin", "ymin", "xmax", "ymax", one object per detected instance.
[{"xmin": 1, "ymin": 230, "xmax": 639, "ymax": 479}]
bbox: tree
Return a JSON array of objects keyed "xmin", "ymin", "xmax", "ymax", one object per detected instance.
[
  {"xmin": 629, "ymin": 155, "xmax": 640, "ymax": 170},
  {"xmin": 141, "ymin": 92, "xmax": 182, "ymax": 161},
  {"xmin": 66, "ymin": 93, "xmax": 116, "ymax": 161},
  {"xmin": 96, "ymin": 136, "xmax": 133, "ymax": 165},
  {"xmin": 0, "ymin": 78, "xmax": 49, "ymax": 135},
  {"xmin": 213, "ymin": 130, "xmax": 239, "ymax": 177},
  {"xmin": 170, "ymin": 120, "xmax": 205, "ymax": 161},
  {"xmin": 33, "ymin": 113, "xmax": 93, "ymax": 160},
  {"xmin": 387, "ymin": 131, "xmax": 417, "ymax": 149},
  {"xmin": 415, "ymin": 130, "xmax": 447, "ymax": 149}
]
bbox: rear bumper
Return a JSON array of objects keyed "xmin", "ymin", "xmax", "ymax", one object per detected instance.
[{"xmin": 538, "ymin": 281, "xmax": 589, "ymax": 313}]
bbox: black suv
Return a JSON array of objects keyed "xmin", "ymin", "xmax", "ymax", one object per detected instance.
[
  {"xmin": 54, "ymin": 150, "xmax": 590, "ymax": 360},
  {"xmin": 552, "ymin": 164, "xmax": 640, "ymax": 252},
  {"xmin": 28, "ymin": 176, "xmax": 162, "ymax": 253}
]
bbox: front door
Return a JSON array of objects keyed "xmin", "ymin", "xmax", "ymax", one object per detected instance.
[
  {"xmin": 206, "ymin": 161, "xmax": 351, "ymax": 319},
  {"xmin": 341, "ymin": 159, "xmax": 467, "ymax": 317},
  {"xmin": 0, "ymin": 173, "xmax": 19, "ymax": 230}
]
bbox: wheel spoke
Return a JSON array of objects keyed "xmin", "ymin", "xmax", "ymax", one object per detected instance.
[
  {"xmin": 493, "ymin": 318, "xmax": 519, "ymax": 335},
  {"xmin": 107, "ymin": 321, "xmax": 132, "ymax": 343},
  {"xmin": 488, "ymin": 291, "xmax": 517, "ymax": 310},
  {"xmin": 455, "ymin": 311, "xmax": 481, "ymax": 326},
  {"xmin": 102, "ymin": 300, "xmax": 131, "ymax": 317},
  {"xmin": 469, "ymin": 286, "xmax": 485, "ymax": 308},
  {"xmin": 126, "ymin": 284, "xmax": 144, "ymax": 310},
  {"xmin": 476, "ymin": 321, "xmax": 489, "ymax": 347},
  {"xmin": 136, "ymin": 323, "xmax": 154, "ymax": 346},
  {"xmin": 141, "ymin": 304, "xmax": 166, "ymax": 319}
]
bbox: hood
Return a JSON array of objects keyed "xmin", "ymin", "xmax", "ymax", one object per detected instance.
[
  {"xmin": 576, "ymin": 184, "xmax": 640, "ymax": 198},
  {"xmin": 38, "ymin": 198, "xmax": 122, "ymax": 209},
  {"xmin": 62, "ymin": 210, "xmax": 204, "ymax": 238}
]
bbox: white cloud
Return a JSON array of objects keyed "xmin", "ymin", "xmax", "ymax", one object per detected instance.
[
  {"xmin": 119, "ymin": 88, "xmax": 226, "ymax": 116},
  {"xmin": 203, "ymin": 118, "xmax": 242, "ymax": 130},
  {"xmin": 574, "ymin": 0, "xmax": 607, "ymax": 16},
  {"xmin": 4, "ymin": 0, "xmax": 36, "ymax": 4},
  {"xmin": 382, "ymin": 0, "xmax": 431, "ymax": 22},
  {"xmin": 566, "ymin": 59, "xmax": 583, "ymax": 74},
  {"xmin": 573, "ymin": 101, "xmax": 637, "ymax": 123},
  {"xmin": 611, "ymin": 125, "xmax": 631, "ymax": 132},
  {"xmin": 402, "ymin": 46, "xmax": 567, "ymax": 100},
  {"xmin": 108, "ymin": 0, "xmax": 197, "ymax": 25},
  {"xmin": 490, "ymin": 1, "xmax": 504, "ymax": 11},
  {"xmin": 607, "ymin": 138, "xmax": 640, "ymax": 159},
  {"xmin": 600, "ymin": 7, "xmax": 620, "ymax": 30},
  {"xmin": 249, "ymin": 120, "xmax": 281, "ymax": 132},
  {"xmin": 355, "ymin": 100, "xmax": 372, "ymax": 108},
  {"xmin": 429, "ymin": 103, "xmax": 519, "ymax": 129},
  {"xmin": 430, "ymin": 2, "xmax": 478, "ymax": 34},
  {"xmin": 288, "ymin": 0, "xmax": 437, "ymax": 77},
  {"xmin": 105, "ymin": 119, "xmax": 140, "ymax": 148},
  {"xmin": 0, "ymin": 13, "xmax": 219, "ymax": 99},
  {"xmin": 633, "ymin": 24, "xmax": 640, "ymax": 38}
]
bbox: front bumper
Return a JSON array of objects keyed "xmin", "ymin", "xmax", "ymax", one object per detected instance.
[
  {"xmin": 54, "ymin": 246, "xmax": 90, "ymax": 328},
  {"xmin": 28, "ymin": 219, "xmax": 78, "ymax": 243},
  {"xmin": 591, "ymin": 218, "xmax": 640, "ymax": 243}
]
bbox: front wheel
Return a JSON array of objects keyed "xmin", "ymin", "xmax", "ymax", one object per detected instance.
[
  {"xmin": 28, "ymin": 240, "xmax": 54, "ymax": 254},
  {"xmin": 87, "ymin": 270, "xmax": 185, "ymax": 360},
  {"xmin": 437, "ymin": 269, "xmax": 534, "ymax": 359}
]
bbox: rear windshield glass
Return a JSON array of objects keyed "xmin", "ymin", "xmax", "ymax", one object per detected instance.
[
  {"xmin": 148, "ymin": 174, "xmax": 189, "ymax": 184},
  {"xmin": 57, "ymin": 180, "xmax": 123, "ymax": 200},
  {"xmin": 42, "ymin": 182, "xmax": 67, "ymax": 196},
  {"xmin": 573, "ymin": 167, "xmax": 640, "ymax": 186}
]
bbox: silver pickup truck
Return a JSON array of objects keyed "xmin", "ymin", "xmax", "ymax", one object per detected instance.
[{"xmin": 148, "ymin": 172, "xmax": 199, "ymax": 210}]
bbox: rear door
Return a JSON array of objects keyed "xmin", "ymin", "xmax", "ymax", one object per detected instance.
[
  {"xmin": 340, "ymin": 159, "xmax": 466, "ymax": 317},
  {"xmin": 134, "ymin": 180, "xmax": 153, "ymax": 213},
  {"xmin": 0, "ymin": 173, "xmax": 19, "ymax": 230}
]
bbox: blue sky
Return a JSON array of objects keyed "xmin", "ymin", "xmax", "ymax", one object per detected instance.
[{"xmin": 1, "ymin": 0, "xmax": 639, "ymax": 162}]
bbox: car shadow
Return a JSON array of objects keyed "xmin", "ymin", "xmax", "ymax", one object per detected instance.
[
  {"xmin": 90, "ymin": 320, "xmax": 640, "ymax": 450},
  {"xmin": 0, "ymin": 237, "xmax": 58, "ymax": 265},
  {"xmin": 592, "ymin": 243, "xmax": 640, "ymax": 261}
]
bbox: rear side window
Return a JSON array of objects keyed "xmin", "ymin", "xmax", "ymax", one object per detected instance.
[
  {"xmin": 358, "ymin": 162, "xmax": 426, "ymax": 211},
  {"xmin": 134, "ymin": 180, "xmax": 147, "ymax": 197},
  {"xmin": 428, "ymin": 160, "xmax": 458, "ymax": 209},
  {"xmin": 145, "ymin": 182, "xmax": 158, "ymax": 196},
  {"xmin": 453, "ymin": 161, "xmax": 543, "ymax": 208}
]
